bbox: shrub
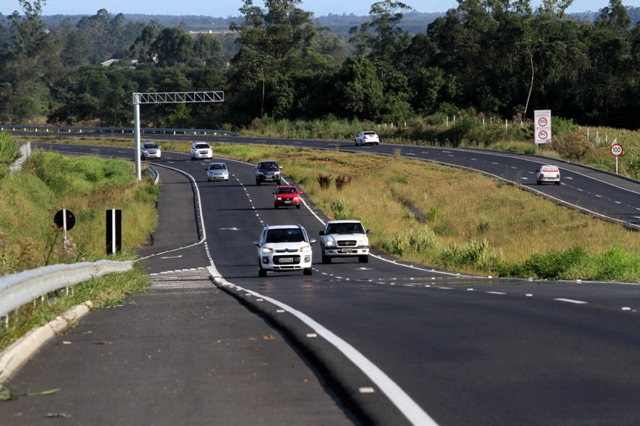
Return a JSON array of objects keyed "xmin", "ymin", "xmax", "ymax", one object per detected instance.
[
  {"xmin": 552, "ymin": 131, "xmax": 594, "ymax": 161},
  {"xmin": 523, "ymin": 246, "xmax": 588, "ymax": 279},
  {"xmin": 0, "ymin": 132, "xmax": 21, "ymax": 177},
  {"xmin": 335, "ymin": 174, "xmax": 352, "ymax": 191},
  {"xmin": 381, "ymin": 230, "xmax": 412, "ymax": 256},
  {"xmin": 317, "ymin": 173, "xmax": 332, "ymax": 190},
  {"xmin": 331, "ymin": 199, "xmax": 352, "ymax": 219}
]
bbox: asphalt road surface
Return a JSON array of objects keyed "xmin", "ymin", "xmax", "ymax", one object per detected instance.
[{"xmin": 3, "ymin": 140, "xmax": 640, "ymax": 425}]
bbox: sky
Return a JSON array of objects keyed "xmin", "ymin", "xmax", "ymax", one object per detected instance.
[{"xmin": 2, "ymin": 0, "xmax": 640, "ymax": 18}]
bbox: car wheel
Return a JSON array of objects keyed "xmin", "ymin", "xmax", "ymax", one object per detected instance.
[
  {"xmin": 322, "ymin": 255, "xmax": 331, "ymax": 264},
  {"xmin": 303, "ymin": 268, "xmax": 312, "ymax": 276},
  {"xmin": 555, "ymin": 181, "xmax": 560, "ymax": 185},
  {"xmin": 277, "ymin": 180, "xmax": 282, "ymax": 185},
  {"xmin": 296, "ymin": 205, "xmax": 301, "ymax": 209},
  {"xmin": 355, "ymin": 139, "xmax": 359, "ymax": 145},
  {"xmin": 536, "ymin": 179, "xmax": 541, "ymax": 185},
  {"xmin": 256, "ymin": 180, "xmax": 261, "ymax": 186},
  {"xmin": 274, "ymin": 204, "xmax": 278, "ymax": 209},
  {"xmin": 359, "ymin": 255, "xmax": 369, "ymax": 263},
  {"xmin": 258, "ymin": 269, "xmax": 267, "ymax": 277}
]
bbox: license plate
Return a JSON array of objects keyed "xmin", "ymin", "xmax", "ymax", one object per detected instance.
[
  {"xmin": 279, "ymin": 257, "xmax": 294, "ymax": 263},
  {"xmin": 284, "ymin": 200, "xmax": 291, "ymax": 204}
]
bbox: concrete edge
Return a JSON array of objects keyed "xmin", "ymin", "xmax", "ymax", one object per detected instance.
[
  {"xmin": 0, "ymin": 301, "xmax": 93, "ymax": 383},
  {"xmin": 207, "ymin": 269, "xmax": 410, "ymax": 426}
]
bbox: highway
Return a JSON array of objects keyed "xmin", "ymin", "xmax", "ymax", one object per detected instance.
[{"xmin": 8, "ymin": 140, "xmax": 640, "ymax": 425}]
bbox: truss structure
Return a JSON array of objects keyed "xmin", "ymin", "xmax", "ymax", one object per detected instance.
[
  {"xmin": 132, "ymin": 91, "xmax": 224, "ymax": 105},
  {"xmin": 132, "ymin": 90, "xmax": 224, "ymax": 180}
]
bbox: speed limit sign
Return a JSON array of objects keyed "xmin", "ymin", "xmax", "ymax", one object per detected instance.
[{"xmin": 610, "ymin": 143, "xmax": 623, "ymax": 157}]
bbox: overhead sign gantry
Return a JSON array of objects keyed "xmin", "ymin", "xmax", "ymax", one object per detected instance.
[{"xmin": 132, "ymin": 90, "xmax": 224, "ymax": 180}]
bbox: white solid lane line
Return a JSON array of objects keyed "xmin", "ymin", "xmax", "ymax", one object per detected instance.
[{"xmin": 554, "ymin": 298, "xmax": 588, "ymax": 304}]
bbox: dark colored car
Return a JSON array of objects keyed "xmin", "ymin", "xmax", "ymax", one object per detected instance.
[{"xmin": 255, "ymin": 160, "xmax": 282, "ymax": 185}]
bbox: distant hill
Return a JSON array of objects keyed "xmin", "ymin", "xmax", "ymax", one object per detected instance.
[{"xmin": 27, "ymin": 6, "xmax": 640, "ymax": 35}]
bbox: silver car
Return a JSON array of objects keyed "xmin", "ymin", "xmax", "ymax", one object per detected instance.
[
  {"xmin": 140, "ymin": 142, "xmax": 161, "ymax": 160},
  {"xmin": 207, "ymin": 162, "xmax": 229, "ymax": 182}
]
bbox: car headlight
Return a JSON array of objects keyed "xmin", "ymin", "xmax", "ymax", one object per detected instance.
[
  {"xmin": 299, "ymin": 245, "xmax": 311, "ymax": 252},
  {"xmin": 325, "ymin": 238, "xmax": 336, "ymax": 248},
  {"xmin": 357, "ymin": 239, "xmax": 369, "ymax": 246},
  {"xmin": 261, "ymin": 247, "xmax": 273, "ymax": 254}
]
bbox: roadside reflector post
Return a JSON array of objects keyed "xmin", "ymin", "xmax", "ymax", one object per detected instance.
[{"xmin": 106, "ymin": 209, "xmax": 122, "ymax": 255}]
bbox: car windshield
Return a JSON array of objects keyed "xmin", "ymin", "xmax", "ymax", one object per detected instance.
[
  {"xmin": 277, "ymin": 187, "xmax": 296, "ymax": 194},
  {"xmin": 364, "ymin": 132, "xmax": 377, "ymax": 136},
  {"xmin": 327, "ymin": 223, "xmax": 365, "ymax": 234},
  {"xmin": 266, "ymin": 228, "xmax": 304, "ymax": 243},
  {"xmin": 195, "ymin": 144, "xmax": 209, "ymax": 149},
  {"xmin": 259, "ymin": 162, "xmax": 278, "ymax": 170},
  {"xmin": 145, "ymin": 143, "xmax": 159, "ymax": 149},
  {"xmin": 209, "ymin": 164, "xmax": 226, "ymax": 170}
]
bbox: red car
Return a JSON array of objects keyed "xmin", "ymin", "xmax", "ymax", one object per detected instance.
[{"xmin": 273, "ymin": 186, "xmax": 302, "ymax": 209}]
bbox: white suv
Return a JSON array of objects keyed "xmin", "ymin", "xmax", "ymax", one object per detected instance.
[
  {"xmin": 319, "ymin": 220, "xmax": 371, "ymax": 264},
  {"xmin": 255, "ymin": 224, "xmax": 315, "ymax": 277},
  {"xmin": 191, "ymin": 142, "xmax": 213, "ymax": 160}
]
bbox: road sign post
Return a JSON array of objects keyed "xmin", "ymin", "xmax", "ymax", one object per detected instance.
[
  {"xmin": 534, "ymin": 110, "xmax": 552, "ymax": 147},
  {"xmin": 610, "ymin": 142, "xmax": 623, "ymax": 174}
]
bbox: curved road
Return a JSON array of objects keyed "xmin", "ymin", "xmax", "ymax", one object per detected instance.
[{"xmin": 17, "ymin": 141, "xmax": 640, "ymax": 424}]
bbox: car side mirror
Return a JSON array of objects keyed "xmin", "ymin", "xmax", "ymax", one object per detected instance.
[
  {"xmin": 310, "ymin": 238, "xmax": 317, "ymax": 245},
  {"xmin": 319, "ymin": 231, "xmax": 325, "ymax": 236},
  {"xmin": 535, "ymin": 169, "xmax": 539, "ymax": 172},
  {"xmin": 366, "ymin": 230, "xmax": 372, "ymax": 234},
  {"xmin": 253, "ymin": 240, "xmax": 260, "ymax": 247}
]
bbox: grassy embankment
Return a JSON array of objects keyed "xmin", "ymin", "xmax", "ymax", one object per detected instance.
[
  {"xmin": 0, "ymin": 132, "xmax": 160, "ymax": 352},
  {"xmin": 238, "ymin": 115, "xmax": 640, "ymax": 179},
  {"xmin": 15, "ymin": 129, "xmax": 640, "ymax": 281},
  {"xmin": 209, "ymin": 142, "xmax": 640, "ymax": 282}
]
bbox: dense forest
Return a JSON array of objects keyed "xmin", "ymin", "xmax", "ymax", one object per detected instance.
[{"xmin": 1, "ymin": 0, "xmax": 640, "ymax": 130}]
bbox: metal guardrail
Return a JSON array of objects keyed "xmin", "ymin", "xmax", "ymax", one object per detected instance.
[
  {"xmin": 1, "ymin": 125, "xmax": 239, "ymax": 137},
  {"xmin": 0, "ymin": 260, "xmax": 133, "ymax": 319}
]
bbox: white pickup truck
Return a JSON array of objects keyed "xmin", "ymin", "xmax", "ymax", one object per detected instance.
[{"xmin": 319, "ymin": 220, "xmax": 371, "ymax": 264}]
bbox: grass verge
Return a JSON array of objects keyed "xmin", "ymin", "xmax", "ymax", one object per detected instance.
[{"xmin": 0, "ymin": 134, "xmax": 159, "ymax": 353}]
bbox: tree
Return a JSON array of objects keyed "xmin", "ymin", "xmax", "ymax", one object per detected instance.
[
  {"xmin": 334, "ymin": 55, "xmax": 384, "ymax": 120},
  {"xmin": 349, "ymin": 0, "xmax": 413, "ymax": 64},
  {"xmin": 60, "ymin": 29, "xmax": 93, "ymax": 67},
  {"xmin": 149, "ymin": 27, "xmax": 194, "ymax": 67},
  {"xmin": 192, "ymin": 33, "xmax": 225, "ymax": 70},
  {"xmin": 230, "ymin": 0, "xmax": 316, "ymax": 62},
  {"xmin": 0, "ymin": 0, "xmax": 61, "ymax": 123}
]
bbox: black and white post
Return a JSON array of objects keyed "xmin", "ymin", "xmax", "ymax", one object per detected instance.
[{"xmin": 106, "ymin": 209, "xmax": 122, "ymax": 255}]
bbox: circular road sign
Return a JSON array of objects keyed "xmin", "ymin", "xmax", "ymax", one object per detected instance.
[
  {"xmin": 538, "ymin": 117, "xmax": 548, "ymax": 127},
  {"xmin": 54, "ymin": 209, "xmax": 75, "ymax": 231},
  {"xmin": 610, "ymin": 143, "xmax": 624, "ymax": 157},
  {"xmin": 538, "ymin": 130, "xmax": 549, "ymax": 140}
]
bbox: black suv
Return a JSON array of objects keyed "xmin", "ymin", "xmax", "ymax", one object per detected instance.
[{"xmin": 255, "ymin": 160, "xmax": 282, "ymax": 185}]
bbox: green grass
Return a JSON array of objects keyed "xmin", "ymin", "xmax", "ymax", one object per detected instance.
[
  {"xmin": 0, "ymin": 134, "xmax": 159, "ymax": 353},
  {"xmin": 207, "ymin": 143, "xmax": 640, "ymax": 282}
]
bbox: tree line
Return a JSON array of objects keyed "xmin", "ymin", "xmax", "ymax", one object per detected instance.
[{"xmin": 1, "ymin": 0, "xmax": 640, "ymax": 130}]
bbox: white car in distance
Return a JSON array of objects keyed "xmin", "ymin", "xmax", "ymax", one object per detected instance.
[
  {"xmin": 355, "ymin": 131, "xmax": 380, "ymax": 146},
  {"xmin": 191, "ymin": 142, "xmax": 213, "ymax": 160},
  {"xmin": 319, "ymin": 220, "xmax": 371, "ymax": 264},
  {"xmin": 536, "ymin": 164, "xmax": 561, "ymax": 185}
]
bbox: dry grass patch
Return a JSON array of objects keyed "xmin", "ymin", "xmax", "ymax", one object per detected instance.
[{"xmin": 209, "ymin": 143, "xmax": 640, "ymax": 277}]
